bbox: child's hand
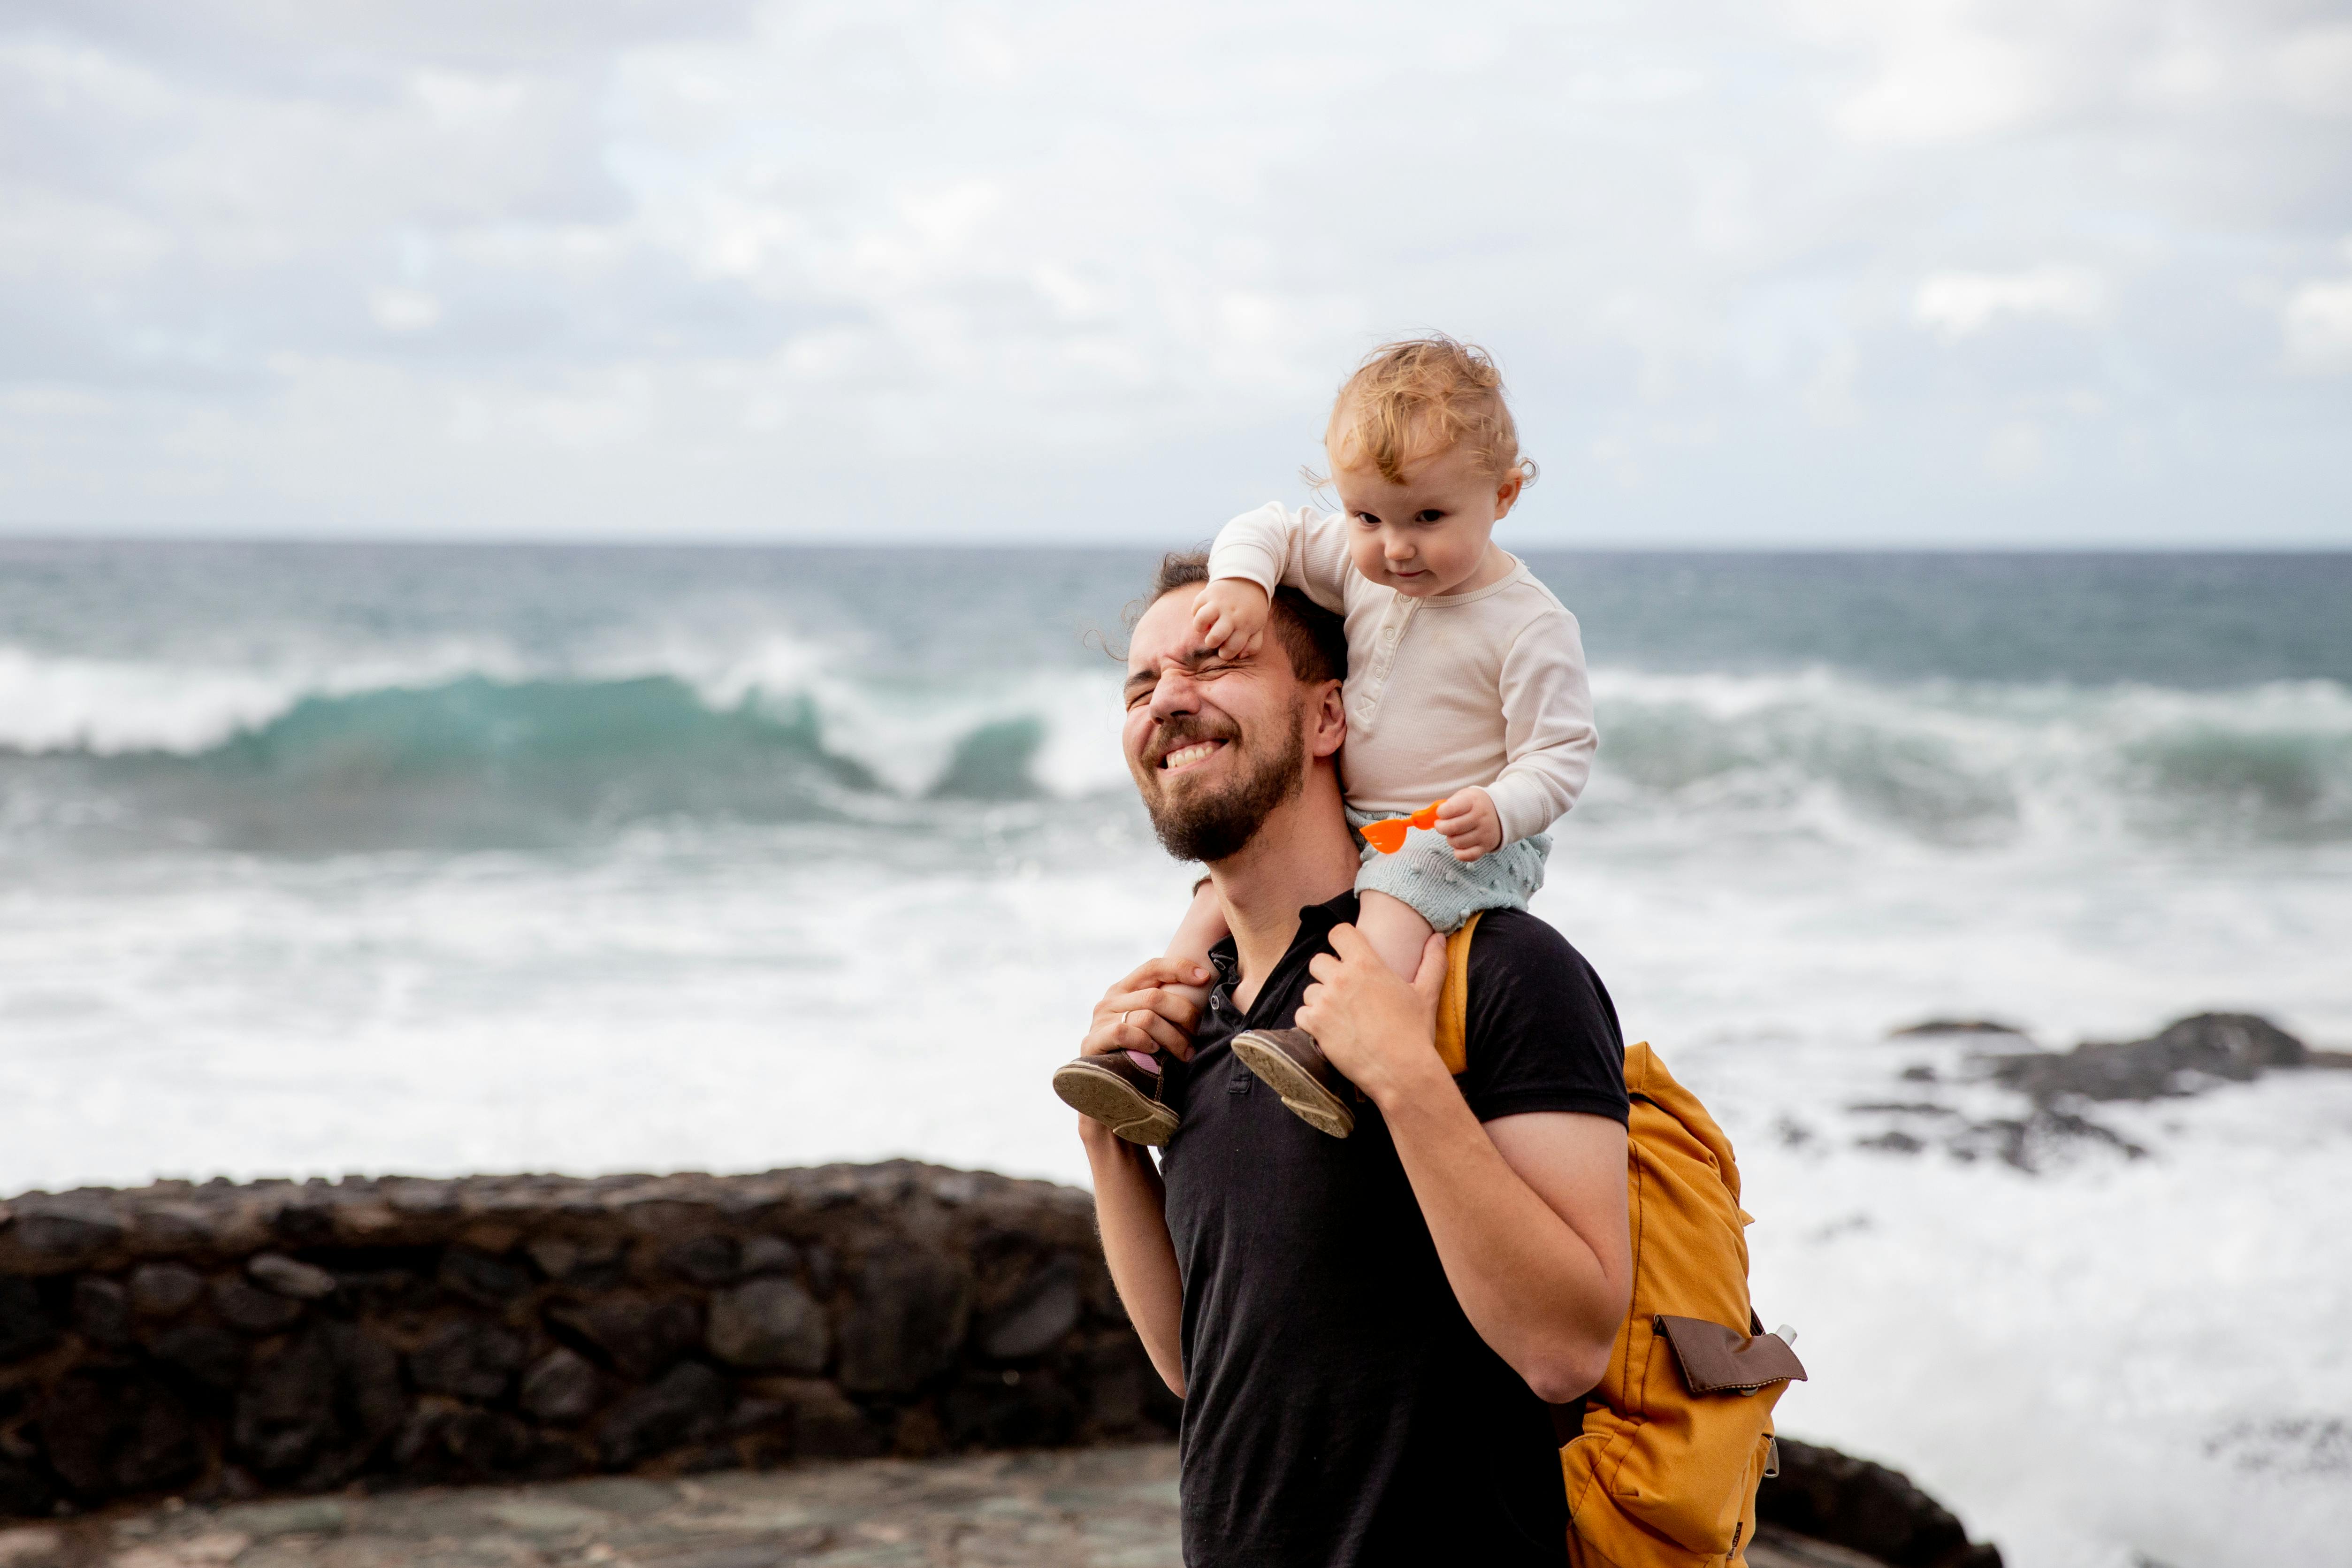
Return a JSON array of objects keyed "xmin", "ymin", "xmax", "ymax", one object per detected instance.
[
  {"xmin": 1435, "ymin": 788, "xmax": 1502, "ymax": 862},
  {"xmin": 1190, "ymin": 579, "xmax": 1270, "ymax": 659}
]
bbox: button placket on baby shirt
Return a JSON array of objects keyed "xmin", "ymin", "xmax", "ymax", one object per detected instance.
[{"xmin": 1352, "ymin": 595, "xmax": 1417, "ymax": 737}]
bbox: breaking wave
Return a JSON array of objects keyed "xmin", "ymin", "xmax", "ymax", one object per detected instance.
[{"xmin": 4, "ymin": 644, "xmax": 2348, "ymax": 854}]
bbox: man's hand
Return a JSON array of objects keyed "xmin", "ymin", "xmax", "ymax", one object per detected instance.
[
  {"xmin": 1081, "ymin": 956, "xmax": 1209, "ymax": 1066},
  {"xmin": 1435, "ymin": 787, "xmax": 1502, "ymax": 863},
  {"xmin": 1189, "ymin": 579, "xmax": 1270, "ymax": 660},
  {"xmin": 1294, "ymin": 924, "xmax": 1453, "ymax": 1111}
]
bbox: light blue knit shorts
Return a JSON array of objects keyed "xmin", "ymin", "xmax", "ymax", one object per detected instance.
[{"xmin": 1347, "ymin": 806, "xmax": 1550, "ymax": 934}]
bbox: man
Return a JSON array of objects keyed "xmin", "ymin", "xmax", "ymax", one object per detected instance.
[{"xmin": 1077, "ymin": 554, "xmax": 1634, "ymax": 1566}]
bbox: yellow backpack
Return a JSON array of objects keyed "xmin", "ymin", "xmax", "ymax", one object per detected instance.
[{"xmin": 1436, "ymin": 916, "xmax": 1806, "ymax": 1568}]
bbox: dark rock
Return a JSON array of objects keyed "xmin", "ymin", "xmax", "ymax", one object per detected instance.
[
  {"xmin": 231, "ymin": 1323, "xmax": 404, "ymax": 1488},
  {"xmin": 707, "ymin": 1278, "xmax": 829, "ymax": 1373},
  {"xmin": 804, "ymin": 1243, "xmax": 837, "ymax": 1296},
  {"xmin": 524, "ymin": 1239, "xmax": 626, "ymax": 1291},
  {"xmin": 0, "ymin": 1455, "xmax": 56, "ymax": 1518},
  {"xmin": 520, "ymin": 1347, "xmax": 603, "ymax": 1424},
  {"xmin": 1987, "ymin": 1012, "xmax": 2307, "ymax": 1105},
  {"xmin": 214, "ymin": 1278, "xmax": 306, "ymax": 1334},
  {"xmin": 72, "ymin": 1277, "xmax": 133, "ymax": 1349},
  {"xmin": 773, "ymin": 1378, "xmax": 881, "ymax": 1459},
  {"xmin": 36, "ymin": 1372, "xmax": 202, "ymax": 1500},
  {"xmin": 942, "ymin": 1366, "xmax": 1080, "ymax": 1450},
  {"xmin": 1889, "ymin": 1019, "xmax": 2028, "ymax": 1038},
  {"xmin": 548, "ymin": 1293, "xmax": 703, "ymax": 1380},
  {"xmin": 0, "ymin": 1277, "xmax": 60, "ymax": 1363},
  {"xmin": 438, "ymin": 1248, "xmax": 533, "ymax": 1307},
  {"xmin": 741, "ymin": 1235, "xmax": 801, "ymax": 1277},
  {"xmin": 837, "ymin": 1246, "xmax": 971, "ymax": 1395},
  {"xmin": 151, "ymin": 1323, "xmax": 248, "ymax": 1394},
  {"xmin": 596, "ymin": 1361, "xmax": 731, "ymax": 1468},
  {"xmin": 664, "ymin": 1234, "xmax": 741, "ymax": 1285},
  {"xmin": 128, "ymin": 1263, "xmax": 206, "ymax": 1318},
  {"xmin": 13, "ymin": 1203, "xmax": 124, "ymax": 1260},
  {"xmin": 249, "ymin": 1253, "xmax": 338, "ymax": 1301},
  {"xmin": 1758, "ymin": 1437, "xmax": 2002, "ymax": 1568},
  {"xmin": 397, "ymin": 1404, "xmax": 537, "ymax": 1479},
  {"xmin": 406, "ymin": 1320, "xmax": 528, "ymax": 1402},
  {"xmin": 975, "ymin": 1255, "xmax": 1083, "ymax": 1361}
]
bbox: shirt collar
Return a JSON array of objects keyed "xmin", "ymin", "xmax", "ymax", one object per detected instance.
[{"xmin": 1206, "ymin": 890, "xmax": 1360, "ymax": 991}]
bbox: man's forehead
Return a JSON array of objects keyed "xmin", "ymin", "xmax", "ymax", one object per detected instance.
[{"xmin": 1127, "ymin": 589, "xmax": 1208, "ymax": 671}]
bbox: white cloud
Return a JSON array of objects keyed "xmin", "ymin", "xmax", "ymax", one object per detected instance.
[
  {"xmin": 1914, "ymin": 268, "xmax": 2108, "ymax": 339},
  {"xmin": 0, "ymin": 0, "xmax": 2346, "ymax": 543},
  {"xmin": 2283, "ymin": 279, "xmax": 2352, "ymax": 373},
  {"xmin": 368, "ymin": 288, "xmax": 443, "ymax": 333}
]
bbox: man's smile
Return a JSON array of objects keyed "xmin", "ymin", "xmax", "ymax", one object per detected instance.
[{"xmin": 1160, "ymin": 739, "xmax": 1226, "ymax": 772}]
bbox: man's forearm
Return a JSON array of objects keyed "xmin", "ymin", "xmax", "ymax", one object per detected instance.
[
  {"xmin": 1377, "ymin": 1078, "xmax": 1629, "ymax": 1402},
  {"xmin": 1081, "ymin": 1124, "xmax": 1188, "ymax": 1398}
]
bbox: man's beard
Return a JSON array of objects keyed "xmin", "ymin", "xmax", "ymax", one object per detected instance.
[{"xmin": 1138, "ymin": 705, "xmax": 1309, "ymax": 864}]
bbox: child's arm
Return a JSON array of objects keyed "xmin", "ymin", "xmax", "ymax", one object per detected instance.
[
  {"xmin": 1478, "ymin": 610, "xmax": 1598, "ymax": 852},
  {"xmin": 1205, "ymin": 503, "xmax": 1355, "ymax": 614}
]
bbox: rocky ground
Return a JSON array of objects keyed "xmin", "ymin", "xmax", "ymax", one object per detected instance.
[{"xmin": 0, "ymin": 1444, "xmax": 1897, "ymax": 1568}]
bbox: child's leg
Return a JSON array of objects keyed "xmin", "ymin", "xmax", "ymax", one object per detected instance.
[
  {"xmin": 1161, "ymin": 877, "xmax": 1226, "ymax": 1018},
  {"xmin": 1355, "ymin": 890, "xmax": 1436, "ymax": 982}
]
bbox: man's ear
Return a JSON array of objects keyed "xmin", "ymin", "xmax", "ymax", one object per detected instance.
[{"xmin": 1307, "ymin": 678, "xmax": 1346, "ymax": 760}]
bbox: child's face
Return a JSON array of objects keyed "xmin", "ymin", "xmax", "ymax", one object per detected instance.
[{"xmin": 1331, "ymin": 437, "xmax": 1523, "ymax": 599}]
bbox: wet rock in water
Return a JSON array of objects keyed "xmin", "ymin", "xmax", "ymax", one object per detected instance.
[
  {"xmin": 707, "ymin": 1278, "xmax": 830, "ymax": 1373},
  {"xmin": 548, "ymin": 1293, "xmax": 703, "ymax": 1380},
  {"xmin": 1986, "ymin": 1012, "xmax": 2306, "ymax": 1104},
  {"xmin": 406, "ymin": 1320, "xmax": 529, "ymax": 1402},
  {"xmin": 1887, "ymin": 1019, "xmax": 2030, "ymax": 1040},
  {"xmin": 213, "ymin": 1278, "xmax": 305, "ymax": 1335},
  {"xmin": 1758, "ymin": 1436, "xmax": 2002, "ymax": 1568},
  {"xmin": 521, "ymin": 1347, "xmax": 604, "ymax": 1425},
  {"xmin": 36, "ymin": 1373, "xmax": 202, "ymax": 1499},
  {"xmin": 248, "ymin": 1253, "xmax": 337, "ymax": 1301},
  {"xmin": 128, "ymin": 1262, "xmax": 206, "ymax": 1318},
  {"xmin": 0, "ymin": 1278, "xmax": 60, "ymax": 1364},
  {"xmin": 837, "ymin": 1246, "xmax": 971, "ymax": 1396},
  {"xmin": 596, "ymin": 1362, "xmax": 730, "ymax": 1468}
]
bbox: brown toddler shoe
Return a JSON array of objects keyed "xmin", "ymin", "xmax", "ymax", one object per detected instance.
[
  {"xmin": 1229, "ymin": 1027, "xmax": 1355, "ymax": 1138},
  {"xmin": 1052, "ymin": 1050, "xmax": 1181, "ymax": 1146}
]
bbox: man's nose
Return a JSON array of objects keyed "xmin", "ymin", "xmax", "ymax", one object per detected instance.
[{"xmin": 1147, "ymin": 669, "xmax": 1201, "ymax": 720}]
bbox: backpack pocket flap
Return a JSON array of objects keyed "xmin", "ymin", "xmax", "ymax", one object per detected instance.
[{"xmin": 1654, "ymin": 1314, "xmax": 1808, "ymax": 1395}]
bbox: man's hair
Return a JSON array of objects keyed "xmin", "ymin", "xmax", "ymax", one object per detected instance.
[
  {"xmin": 1144, "ymin": 551, "xmax": 1347, "ymax": 687},
  {"xmin": 1313, "ymin": 334, "xmax": 1535, "ymax": 487}
]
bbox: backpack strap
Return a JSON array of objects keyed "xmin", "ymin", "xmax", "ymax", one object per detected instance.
[{"xmin": 1432, "ymin": 911, "xmax": 1485, "ymax": 1075}]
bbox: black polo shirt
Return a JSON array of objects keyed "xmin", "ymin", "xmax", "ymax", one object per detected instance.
[{"xmin": 1159, "ymin": 893, "xmax": 1629, "ymax": 1568}]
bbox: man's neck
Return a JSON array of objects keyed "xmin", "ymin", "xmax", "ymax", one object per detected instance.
[{"xmin": 1207, "ymin": 767, "xmax": 1361, "ymax": 1011}]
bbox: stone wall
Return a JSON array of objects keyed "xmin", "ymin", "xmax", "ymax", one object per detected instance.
[{"xmin": 0, "ymin": 1163, "xmax": 1176, "ymax": 1518}]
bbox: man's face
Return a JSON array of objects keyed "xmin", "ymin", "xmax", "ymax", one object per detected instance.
[{"xmin": 1123, "ymin": 585, "xmax": 1310, "ymax": 864}]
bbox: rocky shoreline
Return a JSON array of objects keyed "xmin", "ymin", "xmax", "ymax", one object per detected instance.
[{"xmin": 0, "ymin": 1162, "xmax": 2000, "ymax": 1566}]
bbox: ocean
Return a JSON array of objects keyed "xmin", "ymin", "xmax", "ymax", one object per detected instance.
[{"xmin": 3, "ymin": 541, "xmax": 2348, "ymax": 1567}]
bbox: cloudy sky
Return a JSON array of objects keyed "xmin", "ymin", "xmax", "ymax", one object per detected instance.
[{"xmin": 3, "ymin": 0, "xmax": 2349, "ymax": 545}]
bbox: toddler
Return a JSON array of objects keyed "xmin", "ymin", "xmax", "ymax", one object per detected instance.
[{"xmin": 1056, "ymin": 336, "xmax": 1595, "ymax": 1142}]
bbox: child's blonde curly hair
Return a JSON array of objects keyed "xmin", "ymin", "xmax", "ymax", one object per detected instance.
[{"xmin": 1315, "ymin": 335, "xmax": 1535, "ymax": 488}]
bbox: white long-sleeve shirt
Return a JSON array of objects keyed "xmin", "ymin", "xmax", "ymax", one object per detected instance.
[{"xmin": 1207, "ymin": 502, "xmax": 1596, "ymax": 846}]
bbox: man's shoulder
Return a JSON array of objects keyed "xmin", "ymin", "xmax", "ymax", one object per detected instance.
[
  {"xmin": 1463, "ymin": 906, "xmax": 1595, "ymax": 987},
  {"xmin": 1456, "ymin": 907, "xmax": 1628, "ymax": 1119}
]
